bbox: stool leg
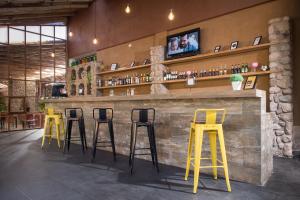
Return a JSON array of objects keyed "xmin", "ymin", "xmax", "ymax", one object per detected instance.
[
  {"xmin": 217, "ymin": 126, "xmax": 231, "ymax": 192},
  {"xmin": 193, "ymin": 125, "xmax": 204, "ymax": 194},
  {"xmin": 185, "ymin": 124, "xmax": 194, "ymax": 180},
  {"xmin": 147, "ymin": 125, "xmax": 155, "ymax": 166},
  {"xmin": 67, "ymin": 120, "xmax": 73, "ymax": 152},
  {"xmin": 108, "ymin": 121, "xmax": 116, "ymax": 161},
  {"xmin": 78, "ymin": 120, "xmax": 85, "ymax": 154},
  {"xmin": 208, "ymin": 131, "xmax": 218, "ymax": 180},
  {"xmin": 55, "ymin": 118, "xmax": 61, "ymax": 148},
  {"xmin": 92, "ymin": 122, "xmax": 99, "ymax": 162},
  {"xmin": 150, "ymin": 124, "xmax": 159, "ymax": 172},
  {"xmin": 48, "ymin": 119, "xmax": 53, "ymax": 144},
  {"xmin": 63, "ymin": 119, "xmax": 69, "ymax": 153},
  {"xmin": 81, "ymin": 118, "xmax": 88, "ymax": 150},
  {"xmin": 129, "ymin": 123, "xmax": 134, "ymax": 166},
  {"xmin": 41, "ymin": 117, "xmax": 48, "ymax": 148},
  {"xmin": 130, "ymin": 124, "xmax": 138, "ymax": 174}
]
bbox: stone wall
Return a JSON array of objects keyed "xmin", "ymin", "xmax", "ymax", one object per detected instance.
[
  {"xmin": 46, "ymin": 92, "xmax": 273, "ymax": 186},
  {"xmin": 268, "ymin": 17, "xmax": 293, "ymax": 157}
]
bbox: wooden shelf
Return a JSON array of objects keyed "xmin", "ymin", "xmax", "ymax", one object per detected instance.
[
  {"xmin": 96, "ymin": 64, "xmax": 151, "ymax": 75},
  {"xmin": 161, "ymin": 71, "xmax": 271, "ymax": 84},
  {"xmin": 160, "ymin": 43, "xmax": 271, "ymax": 65},
  {"xmin": 96, "ymin": 82, "xmax": 152, "ymax": 89}
]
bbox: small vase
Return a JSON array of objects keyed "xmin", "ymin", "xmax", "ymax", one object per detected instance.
[{"xmin": 231, "ymin": 81, "xmax": 242, "ymax": 91}]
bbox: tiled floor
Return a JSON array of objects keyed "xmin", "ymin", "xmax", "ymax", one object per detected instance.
[{"xmin": 0, "ymin": 129, "xmax": 299, "ymax": 200}]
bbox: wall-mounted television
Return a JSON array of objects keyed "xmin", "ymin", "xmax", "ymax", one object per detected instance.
[{"xmin": 166, "ymin": 28, "xmax": 200, "ymax": 60}]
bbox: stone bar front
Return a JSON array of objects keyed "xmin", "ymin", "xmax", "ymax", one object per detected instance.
[{"xmin": 44, "ymin": 89, "xmax": 273, "ymax": 186}]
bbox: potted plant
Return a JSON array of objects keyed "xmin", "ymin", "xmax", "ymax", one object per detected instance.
[{"xmin": 230, "ymin": 74, "xmax": 244, "ymax": 90}]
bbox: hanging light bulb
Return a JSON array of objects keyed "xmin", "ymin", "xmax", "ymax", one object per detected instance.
[
  {"xmin": 51, "ymin": 52, "xmax": 55, "ymax": 58},
  {"xmin": 125, "ymin": 4, "xmax": 131, "ymax": 14},
  {"xmin": 68, "ymin": 31, "xmax": 73, "ymax": 37},
  {"xmin": 168, "ymin": 9, "xmax": 175, "ymax": 21},
  {"xmin": 128, "ymin": 43, "xmax": 132, "ymax": 48},
  {"xmin": 93, "ymin": 38, "xmax": 98, "ymax": 45}
]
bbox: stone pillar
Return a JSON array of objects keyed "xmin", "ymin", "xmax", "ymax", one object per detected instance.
[
  {"xmin": 268, "ymin": 17, "xmax": 293, "ymax": 157},
  {"xmin": 150, "ymin": 46, "xmax": 169, "ymax": 94}
]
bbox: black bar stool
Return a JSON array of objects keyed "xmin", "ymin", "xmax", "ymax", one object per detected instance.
[
  {"xmin": 129, "ymin": 108, "xmax": 159, "ymax": 174},
  {"xmin": 91, "ymin": 108, "xmax": 116, "ymax": 162},
  {"xmin": 63, "ymin": 108, "xmax": 87, "ymax": 154}
]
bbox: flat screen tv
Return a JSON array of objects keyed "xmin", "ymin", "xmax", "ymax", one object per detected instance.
[{"xmin": 166, "ymin": 28, "xmax": 200, "ymax": 60}]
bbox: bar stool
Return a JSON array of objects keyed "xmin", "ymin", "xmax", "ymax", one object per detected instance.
[
  {"xmin": 184, "ymin": 109, "xmax": 231, "ymax": 193},
  {"xmin": 129, "ymin": 108, "xmax": 159, "ymax": 174},
  {"xmin": 91, "ymin": 108, "xmax": 116, "ymax": 162},
  {"xmin": 41, "ymin": 108, "xmax": 64, "ymax": 149},
  {"xmin": 63, "ymin": 108, "xmax": 87, "ymax": 154}
]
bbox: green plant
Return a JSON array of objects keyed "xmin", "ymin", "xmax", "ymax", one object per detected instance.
[
  {"xmin": 0, "ymin": 97, "xmax": 7, "ymax": 112},
  {"xmin": 38, "ymin": 102, "xmax": 46, "ymax": 112},
  {"xmin": 230, "ymin": 74, "xmax": 244, "ymax": 82}
]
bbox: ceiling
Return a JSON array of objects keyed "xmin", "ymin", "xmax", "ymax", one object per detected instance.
[{"xmin": 0, "ymin": 0, "xmax": 93, "ymax": 25}]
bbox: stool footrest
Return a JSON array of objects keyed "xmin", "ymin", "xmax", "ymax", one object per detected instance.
[
  {"xmin": 135, "ymin": 147, "xmax": 151, "ymax": 150},
  {"xmin": 96, "ymin": 145, "xmax": 112, "ymax": 148},
  {"xmin": 190, "ymin": 157, "xmax": 223, "ymax": 164},
  {"xmin": 95, "ymin": 141, "xmax": 111, "ymax": 144},
  {"xmin": 134, "ymin": 153, "xmax": 152, "ymax": 156}
]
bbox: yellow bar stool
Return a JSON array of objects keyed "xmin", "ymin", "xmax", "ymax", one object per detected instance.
[
  {"xmin": 184, "ymin": 109, "xmax": 231, "ymax": 193},
  {"xmin": 41, "ymin": 108, "xmax": 65, "ymax": 149}
]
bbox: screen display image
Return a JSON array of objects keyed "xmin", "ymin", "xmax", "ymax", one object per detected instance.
[{"xmin": 166, "ymin": 28, "xmax": 200, "ymax": 59}]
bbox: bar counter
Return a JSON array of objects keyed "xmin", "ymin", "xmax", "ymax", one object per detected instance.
[{"xmin": 43, "ymin": 89, "xmax": 273, "ymax": 186}]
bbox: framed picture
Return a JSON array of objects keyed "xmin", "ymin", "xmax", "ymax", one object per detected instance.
[
  {"xmin": 130, "ymin": 61, "xmax": 136, "ymax": 68},
  {"xmin": 253, "ymin": 36, "xmax": 262, "ymax": 46},
  {"xmin": 214, "ymin": 45, "xmax": 221, "ymax": 53},
  {"xmin": 244, "ymin": 76, "xmax": 257, "ymax": 90},
  {"xmin": 143, "ymin": 58, "xmax": 151, "ymax": 65},
  {"xmin": 230, "ymin": 41, "xmax": 239, "ymax": 50},
  {"xmin": 111, "ymin": 63, "xmax": 118, "ymax": 71}
]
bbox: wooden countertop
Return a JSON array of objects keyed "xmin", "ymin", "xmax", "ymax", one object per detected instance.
[{"xmin": 42, "ymin": 89, "xmax": 266, "ymax": 103}]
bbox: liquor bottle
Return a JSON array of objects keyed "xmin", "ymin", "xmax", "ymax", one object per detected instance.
[{"xmin": 245, "ymin": 63, "xmax": 249, "ymax": 73}]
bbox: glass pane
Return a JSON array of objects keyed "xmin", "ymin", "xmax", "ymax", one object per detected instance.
[
  {"xmin": 0, "ymin": 96, "xmax": 8, "ymax": 113},
  {"xmin": 0, "ymin": 26, "xmax": 8, "ymax": 43},
  {"xmin": 41, "ymin": 67, "xmax": 54, "ymax": 82},
  {"xmin": 0, "ymin": 80, "xmax": 9, "ymax": 96},
  {"xmin": 11, "ymin": 26, "xmax": 25, "ymax": 30},
  {"xmin": 26, "ymin": 26, "xmax": 40, "ymax": 34},
  {"xmin": 55, "ymin": 68, "xmax": 66, "ymax": 82},
  {"xmin": 11, "ymin": 80, "xmax": 25, "ymax": 96},
  {"xmin": 0, "ymin": 44, "xmax": 9, "ymax": 79},
  {"xmin": 40, "ymin": 82, "xmax": 51, "ymax": 98},
  {"xmin": 9, "ymin": 28, "xmax": 25, "ymax": 44},
  {"xmin": 26, "ymin": 32, "xmax": 40, "ymax": 44},
  {"xmin": 55, "ymin": 41, "xmax": 66, "ymax": 68},
  {"xmin": 26, "ymin": 68, "xmax": 40, "ymax": 81},
  {"xmin": 42, "ymin": 26, "xmax": 54, "ymax": 37},
  {"xmin": 26, "ymin": 81, "xmax": 37, "ymax": 96},
  {"xmin": 55, "ymin": 26, "xmax": 66, "ymax": 40},
  {"xmin": 25, "ymin": 97, "xmax": 37, "ymax": 112},
  {"xmin": 9, "ymin": 98, "xmax": 24, "ymax": 113},
  {"xmin": 41, "ymin": 36, "xmax": 54, "ymax": 44}
]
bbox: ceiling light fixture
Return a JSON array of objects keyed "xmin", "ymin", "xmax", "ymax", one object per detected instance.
[
  {"xmin": 168, "ymin": 9, "xmax": 175, "ymax": 21},
  {"xmin": 125, "ymin": 4, "xmax": 131, "ymax": 14},
  {"xmin": 51, "ymin": 52, "xmax": 55, "ymax": 58},
  {"xmin": 128, "ymin": 43, "xmax": 132, "ymax": 48},
  {"xmin": 93, "ymin": 0, "xmax": 98, "ymax": 45},
  {"xmin": 68, "ymin": 31, "xmax": 73, "ymax": 37}
]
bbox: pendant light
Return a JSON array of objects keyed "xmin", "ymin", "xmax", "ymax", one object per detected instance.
[
  {"xmin": 67, "ymin": 0, "xmax": 73, "ymax": 37},
  {"xmin": 51, "ymin": 52, "xmax": 55, "ymax": 58},
  {"xmin": 92, "ymin": 0, "xmax": 98, "ymax": 45},
  {"xmin": 68, "ymin": 30, "xmax": 73, "ymax": 37},
  {"xmin": 168, "ymin": 9, "xmax": 175, "ymax": 21},
  {"xmin": 125, "ymin": 4, "xmax": 131, "ymax": 14}
]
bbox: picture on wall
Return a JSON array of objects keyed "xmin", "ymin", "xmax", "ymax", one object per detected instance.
[
  {"xmin": 111, "ymin": 63, "xmax": 118, "ymax": 71},
  {"xmin": 253, "ymin": 36, "xmax": 262, "ymax": 46},
  {"xmin": 214, "ymin": 45, "xmax": 221, "ymax": 53},
  {"xmin": 230, "ymin": 41, "xmax": 239, "ymax": 50},
  {"xmin": 244, "ymin": 76, "xmax": 257, "ymax": 90}
]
